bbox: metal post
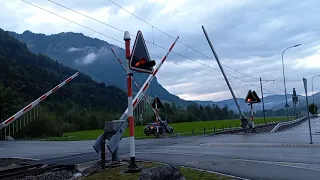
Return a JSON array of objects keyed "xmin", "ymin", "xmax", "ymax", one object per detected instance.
[
  {"xmin": 202, "ymin": 25, "xmax": 248, "ymax": 131},
  {"xmin": 312, "ymin": 75, "xmax": 320, "ymax": 114},
  {"xmin": 124, "ymin": 31, "xmax": 140, "ymax": 173},
  {"xmin": 303, "ymin": 78, "xmax": 313, "ymax": 144},
  {"xmin": 155, "ymin": 96, "xmax": 158, "ymax": 124},
  {"xmin": 250, "ymin": 103, "xmax": 254, "ymax": 128},
  {"xmin": 12, "ymin": 120, "xmax": 14, "ymax": 134},
  {"xmin": 101, "ymin": 136, "xmax": 106, "ymax": 169},
  {"xmin": 260, "ymin": 78, "xmax": 266, "ymax": 124},
  {"xmin": 112, "ymin": 146, "xmax": 120, "ymax": 163},
  {"xmin": 282, "ymin": 44, "xmax": 301, "ymax": 121}
]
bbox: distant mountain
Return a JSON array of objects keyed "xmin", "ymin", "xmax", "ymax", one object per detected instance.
[
  {"xmin": 195, "ymin": 93, "xmax": 320, "ymax": 112},
  {"xmin": 0, "ymin": 28, "xmax": 127, "ymax": 118},
  {"xmin": 8, "ymin": 30, "xmax": 189, "ymax": 104}
]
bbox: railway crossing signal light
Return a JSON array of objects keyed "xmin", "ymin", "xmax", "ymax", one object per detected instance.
[
  {"xmin": 245, "ymin": 90, "xmax": 261, "ymax": 104},
  {"xmin": 129, "ymin": 31, "xmax": 156, "ymax": 74}
]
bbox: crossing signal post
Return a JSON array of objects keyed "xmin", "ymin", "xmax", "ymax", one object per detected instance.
[
  {"xmin": 124, "ymin": 31, "xmax": 156, "ymax": 173},
  {"xmin": 292, "ymin": 88, "xmax": 299, "ymax": 118},
  {"xmin": 152, "ymin": 96, "xmax": 164, "ymax": 124},
  {"xmin": 245, "ymin": 90, "xmax": 261, "ymax": 129}
]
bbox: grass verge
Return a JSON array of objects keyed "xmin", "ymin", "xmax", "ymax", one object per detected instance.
[
  {"xmin": 83, "ymin": 162, "xmax": 233, "ymax": 180},
  {"xmin": 45, "ymin": 116, "xmax": 294, "ymax": 141}
]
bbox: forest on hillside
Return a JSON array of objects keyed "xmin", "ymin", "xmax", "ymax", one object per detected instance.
[{"xmin": 0, "ymin": 28, "xmax": 249, "ymax": 139}]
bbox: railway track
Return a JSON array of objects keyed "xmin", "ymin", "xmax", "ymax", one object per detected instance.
[
  {"xmin": 214, "ymin": 123, "xmax": 277, "ymax": 135},
  {"xmin": 0, "ymin": 164, "xmax": 72, "ymax": 180}
]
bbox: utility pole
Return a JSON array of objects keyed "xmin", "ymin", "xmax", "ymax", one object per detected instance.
[{"xmin": 260, "ymin": 78, "xmax": 274, "ymax": 124}]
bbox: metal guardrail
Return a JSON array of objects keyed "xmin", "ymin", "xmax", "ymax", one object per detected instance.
[{"xmin": 270, "ymin": 114, "xmax": 318, "ymax": 133}]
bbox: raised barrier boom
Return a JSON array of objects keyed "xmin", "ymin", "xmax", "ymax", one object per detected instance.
[{"xmin": 0, "ymin": 72, "xmax": 79, "ymax": 130}]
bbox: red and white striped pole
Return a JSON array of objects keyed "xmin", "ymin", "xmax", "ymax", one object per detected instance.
[
  {"xmin": 251, "ymin": 103, "xmax": 254, "ymax": 128},
  {"xmin": 0, "ymin": 72, "xmax": 79, "ymax": 130},
  {"xmin": 124, "ymin": 31, "xmax": 141, "ymax": 172}
]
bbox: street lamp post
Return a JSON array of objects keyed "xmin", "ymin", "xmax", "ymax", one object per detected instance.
[
  {"xmin": 312, "ymin": 75, "xmax": 320, "ymax": 114},
  {"xmin": 282, "ymin": 44, "xmax": 301, "ymax": 120}
]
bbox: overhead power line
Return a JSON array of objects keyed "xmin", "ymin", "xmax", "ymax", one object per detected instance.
[
  {"xmin": 44, "ymin": 0, "xmax": 277, "ymax": 94},
  {"xmin": 106, "ymin": 0, "xmax": 260, "ymax": 82},
  {"xmin": 22, "ymin": 0, "xmax": 277, "ymax": 95}
]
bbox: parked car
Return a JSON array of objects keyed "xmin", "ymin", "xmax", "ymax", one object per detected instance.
[{"xmin": 144, "ymin": 121, "xmax": 173, "ymax": 136}]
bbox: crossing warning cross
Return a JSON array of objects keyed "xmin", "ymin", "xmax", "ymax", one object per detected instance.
[{"xmin": 245, "ymin": 90, "xmax": 261, "ymax": 104}]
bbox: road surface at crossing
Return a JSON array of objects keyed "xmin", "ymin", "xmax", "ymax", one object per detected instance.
[{"xmin": 1, "ymin": 117, "xmax": 320, "ymax": 179}]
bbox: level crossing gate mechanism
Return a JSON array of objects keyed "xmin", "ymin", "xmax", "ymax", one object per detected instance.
[
  {"xmin": 0, "ymin": 72, "xmax": 79, "ymax": 133},
  {"xmin": 92, "ymin": 31, "xmax": 179, "ymax": 173},
  {"xmin": 111, "ymin": 48, "xmax": 163, "ymax": 123},
  {"xmin": 245, "ymin": 90, "xmax": 261, "ymax": 128},
  {"xmin": 118, "ymin": 35, "xmax": 179, "ymax": 122}
]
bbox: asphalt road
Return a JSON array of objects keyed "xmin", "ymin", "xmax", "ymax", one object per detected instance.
[{"xmin": 1, "ymin": 117, "xmax": 320, "ymax": 180}]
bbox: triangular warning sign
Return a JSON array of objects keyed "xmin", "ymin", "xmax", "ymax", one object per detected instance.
[
  {"xmin": 252, "ymin": 91, "xmax": 261, "ymax": 103},
  {"xmin": 129, "ymin": 31, "xmax": 154, "ymax": 74},
  {"xmin": 245, "ymin": 90, "xmax": 261, "ymax": 103},
  {"xmin": 152, "ymin": 97, "xmax": 164, "ymax": 108}
]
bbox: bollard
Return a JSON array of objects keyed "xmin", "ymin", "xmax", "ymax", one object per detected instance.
[
  {"xmin": 223, "ymin": 125, "xmax": 224, "ymax": 131},
  {"xmin": 192, "ymin": 128, "xmax": 195, "ymax": 136},
  {"xmin": 229, "ymin": 124, "xmax": 231, "ymax": 129},
  {"xmin": 204, "ymin": 127, "xmax": 206, "ymax": 134},
  {"xmin": 214, "ymin": 126, "xmax": 216, "ymax": 133}
]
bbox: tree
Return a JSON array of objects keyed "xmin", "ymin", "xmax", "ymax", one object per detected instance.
[
  {"xmin": 0, "ymin": 82, "xmax": 23, "ymax": 121},
  {"xmin": 309, "ymin": 103, "xmax": 318, "ymax": 114}
]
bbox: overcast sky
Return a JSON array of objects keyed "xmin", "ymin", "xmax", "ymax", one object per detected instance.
[{"xmin": 1, "ymin": 0, "xmax": 320, "ymax": 101}]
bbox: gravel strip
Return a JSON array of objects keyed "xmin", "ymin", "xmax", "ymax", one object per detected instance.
[
  {"xmin": 0, "ymin": 158, "xmax": 33, "ymax": 171},
  {"xmin": 19, "ymin": 170, "xmax": 76, "ymax": 180}
]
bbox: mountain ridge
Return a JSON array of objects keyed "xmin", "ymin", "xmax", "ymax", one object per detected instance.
[{"xmin": 8, "ymin": 30, "xmax": 192, "ymax": 105}]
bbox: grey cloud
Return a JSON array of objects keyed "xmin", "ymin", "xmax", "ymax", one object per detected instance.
[
  {"xmin": 75, "ymin": 46, "xmax": 110, "ymax": 65},
  {"xmin": 66, "ymin": 46, "xmax": 93, "ymax": 52},
  {"xmin": 2, "ymin": 0, "xmax": 320, "ymax": 101}
]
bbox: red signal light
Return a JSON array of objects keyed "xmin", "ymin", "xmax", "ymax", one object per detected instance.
[
  {"xmin": 247, "ymin": 98, "xmax": 251, "ymax": 102},
  {"xmin": 135, "ymin": 57, "xmax": 147, "ymax": 66}
]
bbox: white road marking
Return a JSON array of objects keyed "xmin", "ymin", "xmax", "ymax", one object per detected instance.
[
  {"xmin": 137, "ymin": 151, "xmax": 320, "ymax": 172},
  {"xmin": 11, "ymin": 157, "xmax": 40, "ymax": 161},
  {"xmin": 232, "ymin": 158, "xmax": 320, "ymax": 172}
]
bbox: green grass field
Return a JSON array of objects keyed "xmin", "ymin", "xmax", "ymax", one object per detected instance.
[{"xmin": 45, "ymin": 116, "xmax": 293, "ymax": 141}]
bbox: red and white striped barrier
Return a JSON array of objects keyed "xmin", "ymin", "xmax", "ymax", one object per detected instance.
[
  {"xmin": 0, "ymin": 72, "xmax": 79, "ymax": 130},
  {"xmin": 111, "ymin": 48, "xmax": 161, "ymax": 121},
  {"xmin": 119, "ymin": 36, "xmax": 179, "ymax": 121}
]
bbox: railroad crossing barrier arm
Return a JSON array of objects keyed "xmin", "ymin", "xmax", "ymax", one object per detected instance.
[{"xmin": 0, "ymin": 72, "xmax": 79, "ymax": 130}]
